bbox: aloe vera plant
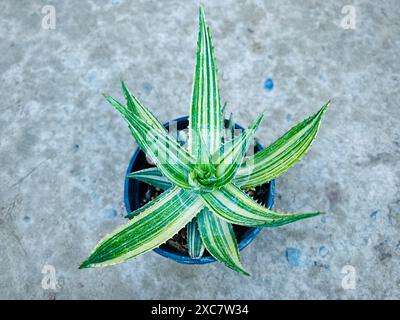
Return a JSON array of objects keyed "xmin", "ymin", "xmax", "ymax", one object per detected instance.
[{"xmin": 80, "ymin": 7, "xmax": 329, "ymax": 275}]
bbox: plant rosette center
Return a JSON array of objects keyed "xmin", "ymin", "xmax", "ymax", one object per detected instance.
[{"xmin": 188, "ymin": 164, "xmax": 219, "ymax": 191}]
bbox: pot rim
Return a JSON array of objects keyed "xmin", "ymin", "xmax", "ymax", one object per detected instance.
[{"xmin": 124, "ymin": 116, "xmax": 275, "ymax": 264}]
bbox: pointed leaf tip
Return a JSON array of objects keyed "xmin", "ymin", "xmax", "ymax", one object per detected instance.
[
  {"xmin": 120, "ymin": 80, "xmax": 130, "ymax": 97},
  {"xmin": 197, "ymin": 208, "xmax": 249, "ymax": 276},
  {"xmin": 253, "ymin": 112, "xmax": 265, "ymax": 129},
  {"xmin": 236, "ymin": 102, "xmax": 330, "ymax": 188},
  {"xmin": 79, "ymin": 260, "xmax": 91, "ymax": 269},
  {"xmin": 318, "ymin": 100, "xmax": 331, "ymax": 117},
  {"xmin": 242, "ymin": 270, "xmax": 251, "ymax": 277},
  {"xmin": 201, "ymin": 183, "xmax": 323, "ymax": 228},
  {"xmin": 189, "ymin": 3, "xmax": 223, "ymax": 158},
  {"xmin": 80, "ymin": 188, "xmax": 204, "ymax": 268},
  {"xmin": 199, "ymin": 5, "xmax": 205, "ymax": 17}
]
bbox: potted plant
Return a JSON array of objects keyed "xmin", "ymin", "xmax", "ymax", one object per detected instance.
[{"xmin": 80, "ymin": 7, "xmax": 329, "ymax": 275}]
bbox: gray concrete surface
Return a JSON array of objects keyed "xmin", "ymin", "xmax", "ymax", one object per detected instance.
[{"xmin": 0, "ymin": 0, "xmax": 399, "ymax": 299}]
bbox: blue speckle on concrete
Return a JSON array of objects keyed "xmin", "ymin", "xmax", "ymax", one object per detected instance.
[
  {"xmin": 286, "ymin": 114, "xmax": 293, "ymax": 121},
  {"xmin": 263, "ymin": 78, "xmax": 274, "ymax": 91},
  {"xmin": 319, "ymin": 246, "xmax": 329, "ymax": 258},
  {"xmin": 102, "ymin": 208, "xmax": 118, "ymax": 219},
  {"xmin": 142, "ymin": 82, "xmax": 153, "ymax": 94},
  {"xmin": 370, "ymin": 210, "xmax": 379, "ymax": 220},
  {"xmin": 85, "ymin": 70, "xmax": 102, "ymax": 90},
  {"xmin": 286, "ymin": 248, "xmax": 303, "ymax": 267},
  {"xmin": 313, "ymin": 260, "xmax": 330, "ymax": 269},
  {"xmin": 87, "ymin": 70, "xmax": 97, "ymax": 83}
]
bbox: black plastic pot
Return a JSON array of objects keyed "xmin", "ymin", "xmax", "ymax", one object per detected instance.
[{"xmin": 124, "ymin": 116, "xmax": 275, "ymax": 264}]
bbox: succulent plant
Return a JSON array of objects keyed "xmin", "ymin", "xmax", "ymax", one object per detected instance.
[{"xmin": 80, "ymin": 7, "xmax": 329, "ymax": 275}]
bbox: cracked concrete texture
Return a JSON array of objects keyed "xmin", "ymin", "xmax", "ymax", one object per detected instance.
[{"xmin": 0, "ymin": 0, "xmax": 399, "ymax": 299}]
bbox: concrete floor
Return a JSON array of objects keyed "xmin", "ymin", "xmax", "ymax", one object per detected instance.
[{"xmin": 0, "ymin": 0, "xmax": 399, "ymax": 299}]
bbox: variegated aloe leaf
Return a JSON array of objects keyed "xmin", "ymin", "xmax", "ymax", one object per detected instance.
[
  {"xmin": 187, "ymin": 218, "xmax": 205, "ymax": 259},
  {"xmin": 226, "ymin": 112, "xmax": 235, "ymax": 140},
  {"xmin": 235, "ymin": 102, "xmax": 330, "ymax": 188},
  {"xmin": 201, "ymin": 183, "xmax": 322, "ymax": 227},
  {"xmin": 212, "ymin": 113, "xmax": 264, "ymax": 187},
  {"xmin": 188, "ymin": 6, "xmax": 223, "ymax": 161},
  {"xmin": 197, "ymin": 208, "xmax": 249, "ymax": 275},
  {"xmin": 108, "ymin": 99, "xmax": 194, "ymax": 189},
  {"xmin": 221, "ymin": 111, "xmax": 235, "ymax": 145},
  {"xmin": 128, "ymin": 167, "xmax": 172, "ymax": 191},
  {"xmin": 80, "ymin": 187, "xmax": 204, "ymax": 268},
  {"xmin": 120, "ymin": 80, "xmax": 166, "ymax": 132},
  {"xmin": 221, "ymin": 101, "xmax": 227, "ymax": 119},
  {"xmin": 128, "ymin": 169, "xmax": 205, "ymax": 257}
]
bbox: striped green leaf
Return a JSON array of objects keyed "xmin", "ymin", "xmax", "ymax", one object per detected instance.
[
  {"xmin": 212, "ymin": 114, "xmax": 264, "ymax": 187},
  {"xmin": 128, "ymin": 167, "xmax": 172, "ymax": 191},
  {"xmin": 128, "ymin": 168, "xmax": 206, "ymax": 257},
  {"xmin": 235, "ymin": 102, "xmax": 330, "ymax": 188},
  {"xmin": 80, "ymin": 187, "xmax": 204, "ymax": 268},
  {"xmin": 221, "ymin": 101, "xmax": 227, "ymax": 119},
  {"xmin": 197, "ymin": 208, "xmax": 249, "ymax": 275},
  {"xmin": 221, "ymin": 111, "xmax": 235, "ymax": 145},
  {"xmin": 226, "ymin": 112, "xmax": 235, "ymax": 139},
  {"xmin": 188, "ymin": 6, "xmax": 223, "ymax": 161},
  {"xmin": 121, "ymin": 80, "xmax": 166, "ymax": 132},
  {"xmin": 107, "ymin": 98, "xmax": 194, "ymax": 189},
  {"xmin": 128, "ymin": 169, "xmax": 206, "ymax": 260},
  {"xmin": 187, "ymin": 218, "xmax": 205, "ymax": 259},
  {"xmin": 201, "ymin": 183, "xmax": 322, "ymax": 227}
]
